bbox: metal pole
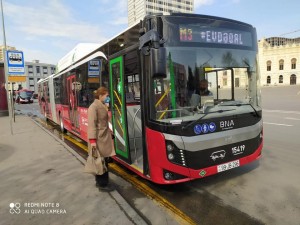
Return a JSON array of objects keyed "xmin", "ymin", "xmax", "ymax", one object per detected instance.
[{"xmin": 1, "ymin": 0, "xmax": 13, "ymax": 135}]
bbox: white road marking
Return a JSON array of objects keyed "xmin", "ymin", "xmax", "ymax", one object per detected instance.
[
  {"xmin": 263, "ymin": 122, "xmax": 293, "ymax": 127},
  {"xmin": 264, "ymin": 110, "xmax": 300, "ymax": 115},
  {"xmin": 285, "ymin": 117, "xmax": 300, "ymax": 121}
]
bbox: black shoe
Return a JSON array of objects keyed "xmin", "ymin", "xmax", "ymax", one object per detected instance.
[
  {"xmin": 96, "ymin": 182, "xmax": 108, "ymax": 187},
  {"xmin": 106, "ymin": 157, "xmax": 113, "ymax": 163},
  {"xmin": 98, "ymin": 183, "xmax": 115, "ymax": 192}
]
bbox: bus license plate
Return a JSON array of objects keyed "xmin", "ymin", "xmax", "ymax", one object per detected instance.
[{"xmin": 217, "ymin": 160, "xmax": 240, "ymax": 173}]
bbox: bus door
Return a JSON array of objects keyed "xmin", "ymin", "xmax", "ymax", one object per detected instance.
[
  {"xmin": 67, "ymin": 74, "xmax": 80, "ymax": 131},
  {"xmin": 109, "ymin": 56, "xmax": 131, "ymax": 164}
]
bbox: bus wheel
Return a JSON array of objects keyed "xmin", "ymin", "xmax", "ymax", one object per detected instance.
[{"xmin": 60, "ymin": 115, "xmax": 67, "ymax": 133}]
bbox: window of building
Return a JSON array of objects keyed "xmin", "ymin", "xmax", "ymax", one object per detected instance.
[
  {"xmin": 36, "ymin": 66, "xmax": 40, "ymax": 74},
  {"xmin": 235, "ymin": 78, "xmax": 240, "ymax": 87},
  {"xmin": 267, "ymin": 76, "xmax": 271, "ymax": 84},
  {"xmin": 291, "ymin": 58, "xmax": 296, "ymax": 69},
  {"xmin": 267, "ymin": 60, "xmax": 271, "ymax": 71},
  {"xmin": 27, "ymin": 65, "xmax": 33, "ymax": 74},
  {"xmin": 279, "ymin": 75, "xmax": 283, "ymax": 83},
  {"xmin": 43, "ymin": 67, "xmax": 48, "ymax": 74},
  {"xmin": 29, "ymin": 78, "xmax": 34, "ymax": 85},
  {"xmin": 290, "ymin": 74, "xmax": 297, "ymax": 85},
  {"xmin": 279, "ymin": 59, "xmax": 284, "ymax": 70}
]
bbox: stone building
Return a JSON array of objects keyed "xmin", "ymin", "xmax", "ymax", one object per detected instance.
[
  {"xmin": 128, "ymin": 0, "xmax": 194, "ymax": 26},
  {"xmin": 258, "ymin": 37, "xmax": 300, "ymax": 86},
  {"xmin": 20, "ymin": 60, "xmax": 56, "ymax": 93},
  {"xmin": 0, "ymin": 45, "xmax": 16, "ymax": 61}
]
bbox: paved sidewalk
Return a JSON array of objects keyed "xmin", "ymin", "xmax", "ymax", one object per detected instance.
[{"xmin": 0, "ymin": 115, "xmax": 147, "ymax": 225}]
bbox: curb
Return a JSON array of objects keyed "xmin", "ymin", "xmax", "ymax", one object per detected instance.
[{"xmin": 30, "ymin": 116, "xmax": 147, "ymax": 225}]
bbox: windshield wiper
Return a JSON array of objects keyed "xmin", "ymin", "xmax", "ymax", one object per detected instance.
[
  {"xmin": 218, "ymin": 103, "xmax": 260, "ymax": 118},
  {"xmin": 182, "ymin": 109, "xmax": 235, "ymax": 130}
]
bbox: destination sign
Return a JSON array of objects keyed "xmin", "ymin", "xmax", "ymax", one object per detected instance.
[
  {"xmin": 88, "ymin": 59, "xmax": 101, "ymax": 77},
  {"xmin": 179, "ymin": 25, "xmax": 253, "ymax": 47}
]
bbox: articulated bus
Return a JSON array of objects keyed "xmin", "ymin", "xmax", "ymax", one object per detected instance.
[{"xmin": 38, "ymin": 13, "xmax": 263, "ymax": 184}]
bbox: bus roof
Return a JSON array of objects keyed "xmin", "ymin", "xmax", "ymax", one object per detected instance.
[
  {"xmin": 54, "ymin": 13, "xmax": 254, "ymax": 76},
  {"xmin": 56, "ymin": 43, "xmax": 102, "ymax": 74},
  {"xmin": 55, "ymin": 21, "xmax": 140, "ymax": 74}
]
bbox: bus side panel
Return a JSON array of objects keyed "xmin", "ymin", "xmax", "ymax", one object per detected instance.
[
  {"xmin": 46, "ymin": 102, "xmax": 53, "ymax": 120},
  {"xmin": 56, "ymin": 103, "xmax": 63, "ymax": 123},
  {"xmin": 78, "ymin": 106, "xmax": 88, "ymax": 142},
  {"xmin": 61, "ymin": 105, "xmax": 71, "ymax": 131},
  {"xmin": 145, "ymin": 127, "xmax": 191, "ymax": 184}
]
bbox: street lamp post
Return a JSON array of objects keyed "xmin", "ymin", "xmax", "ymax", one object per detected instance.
[{"xmin": 1, "ymin": 0, "xmax": 13, "ymax": 134}]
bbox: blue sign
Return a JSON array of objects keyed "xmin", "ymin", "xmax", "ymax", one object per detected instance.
[
  {"xmin": 194, "ymin": 124, "xmax": 202, "ymax": 135},
  {"xmin": 208, "ymin": 122, "xmax": 216, "ymax": 132},
  {"xmin": 6, "ymin": 51, "xmax": 25, "ymax": 75},
  {"xmin": 202, "ymin": 123, "xmax": 209, "ymax": 134},
  {"xmin": 88, "ymin": 59, "xmax": 101, "ymax": 77}
]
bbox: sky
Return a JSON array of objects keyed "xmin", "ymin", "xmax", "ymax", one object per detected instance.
[{"xmin": 1, "ymin": 0, "xmax": 299, "ymax": 65}]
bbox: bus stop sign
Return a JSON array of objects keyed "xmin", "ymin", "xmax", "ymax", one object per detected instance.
[{"xmin": 6, "ymin": 50, "xmax": 25, "ymax": 75}]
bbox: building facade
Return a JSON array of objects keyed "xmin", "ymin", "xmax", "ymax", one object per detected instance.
[
  {"xmin": 21, "ymin": 60, "xmax": 56, "ymax": 93},
  {"xmin": 258, "ymin": 37, "xmax": 300, "ymax": 86},
  {"xmin": 128, "ymin": 0, "xmax": 194, "ymax": 26},
  {"xmin": 0, "ymin": 45, "xmax": 17, "ymax": 61}
]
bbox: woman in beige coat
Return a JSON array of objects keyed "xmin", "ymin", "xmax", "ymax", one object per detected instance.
[{"xmin": 88, "ymin": 87, "xmax": 114, "ymax": 191}]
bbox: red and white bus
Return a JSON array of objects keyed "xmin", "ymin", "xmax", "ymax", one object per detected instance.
[{"xmin": 38, "ymin": 13, "xmax": 263, "ymax": 184}]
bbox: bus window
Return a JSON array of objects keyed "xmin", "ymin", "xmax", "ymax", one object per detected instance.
[
  {"xmin": 76, "ymin": 69, "xmax": 89, "ymax": 108},
  {"xmin": 54, "ymin": 77, "xmax": 61, "ymax": 104},
  {"xmin": 125, "ymin": 74, "xmax": 140, "ymax": 104}
]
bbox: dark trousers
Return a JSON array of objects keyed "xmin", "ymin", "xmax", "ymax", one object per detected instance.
[{"xmin": 95, "ymin": 158, "xmax": 109, "ymax": 187}]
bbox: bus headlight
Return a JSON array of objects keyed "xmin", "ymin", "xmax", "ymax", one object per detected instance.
[
  {"xmin": 165, "ymin": 140, "xmax": 186, "ymax": 167},
  {"xmin": 164, "ymin": 172, "xmax": 173, "ymax": 180},
  {"xmin": 168, "ymin": 153, "xmax": 175, "ymax": 160},
  {"xmin": 167, "ymin": 144, "xmax": 174, "ymax": 152}
]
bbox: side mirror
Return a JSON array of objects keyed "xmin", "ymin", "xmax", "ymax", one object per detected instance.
[{"xmin": 151, "ymin": 48, "xmax": 166, "ymax": 78}]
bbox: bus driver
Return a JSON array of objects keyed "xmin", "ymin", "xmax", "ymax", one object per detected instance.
[{"xmin": 197, "ymin": 79, "xmax": 213, "ymax": 96}]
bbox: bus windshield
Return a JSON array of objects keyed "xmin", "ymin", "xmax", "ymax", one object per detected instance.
[{"xmin": 150, "ymin": 47, "xmax": 260, "ymax": 123}]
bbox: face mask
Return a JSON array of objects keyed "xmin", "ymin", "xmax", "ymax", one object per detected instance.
[
  {"xmin": 104, "ymin": 96, "xmax": 110, "ymax": 104},
  {"xmin": 200, "ymin": 87, "xmax": 207, "ymax": 92}
]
